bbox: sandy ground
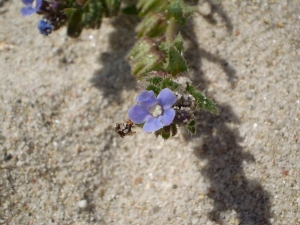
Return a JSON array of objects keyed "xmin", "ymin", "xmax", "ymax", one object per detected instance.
[{"xmin": 0, "ymin": 0, "xmax": 299, "ymax": 224}]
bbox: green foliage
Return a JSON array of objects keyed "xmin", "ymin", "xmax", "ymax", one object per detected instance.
[
  {"xmin": 136, "ymin": 13, "xmax": 168, "ymax": 38},
  {"xmin": 155, "ymin": 124, "xmax": 178, "ymax": 140},
  {"xmin": 167, "ymin": 0, "xmax": 196, "ymax": 25},
  {"xmin": 66, "ymin": 9, "xmax": 83, "ymax": 38},
  {"xmin": 145, "ymin": 76, "xmax": 179, "ymax": 95},
  {"xmin": 164, "ymin": 46, "xmax": 188, "ymax": 76},
  {"xmin": 160, "ymin": 77, "xmax": 180, "ymax": 90},
  {"xmin": 170, "ymin": 123, "xmax": 178, "ymax": 137},
  {"xmin": 186, "ymin": 83, "xmax": 218, "ymax": 114},
  {"xmin": 186, "ymin": 120, "xmax": 196, "ymax": 134},
  {"xmin": 137, "ymin": 0, "xmax": 168, "ymax": 17},
  {"xmin": 172, "ymin": 33, "xmax": 184, "ymax": 52},
  {"xmin": 102, "ymin": 0, "xmax": 121, "ymax": 16},
  {"xmin": 64, "ymin": 0, "xmax": 122, "ymax": 37},
  {"xmin": 159, "ymin": 33, "xmax": 184, "ymax": 54},
  {"xmin": 81, "ymin": 0, "xmax": 103, "ymax": 29},
  {"xmin": 146, "ymin": 84, "xmax": 161, "ymax": 95},
  {"xmin": 127, "ymin": 38, "xmax": 164, "ymax": 78},
  {"xmin": 122, "ymin": 4, "xmax": 139, "ymax": 15},
  {"xmin": 128, "ymin": 31, "xmax": 187, "ymax": 78},
  {"xmin": 147, "ymin": 76, "xmax": 163, "ymax": 85},
  {"xmin": 40, "ymin": 0, "xmax": 196, "ymax": 39}
]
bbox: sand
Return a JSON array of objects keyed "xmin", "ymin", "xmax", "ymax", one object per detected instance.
[{"xmin": 0, "ymin": 0, "xmax": 299, "ymax": 224}]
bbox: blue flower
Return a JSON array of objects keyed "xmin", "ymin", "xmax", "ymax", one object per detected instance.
[
  {"xmin": 37, "ymin": 20, "xmax": 53, "ymax": 36},
  {"xmin": 128, "ymin": 88, "xmax": 177, "ymax": 132},
  {"xmin": 20, "ymin": 0, "xmax": 42, "ymax": 16}
]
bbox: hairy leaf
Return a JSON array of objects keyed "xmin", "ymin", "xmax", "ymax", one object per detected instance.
[
  {"xmin": 137, "ymin": 0, "xmax": 168, "ymax": 17},
  {"xmin": 164, "ymin": 46, "xmax": 188, "ymax": 76},
  {"xmin": 167, "ymin": 0, "xmax": 195, "ymax": 25},
  {"xmin": 66, "ymin": 9, "xmax": 83, "ymax": 38},
  {"xmin": 186, "ymin": 83, "xmax": 218, "ymax": 114},
  {"xmin": 136, "ymin": 13, "xmax": 167, "ymax": 38}
]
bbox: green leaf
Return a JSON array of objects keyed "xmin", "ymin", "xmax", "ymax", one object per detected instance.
[
  {"xmin": 127, "ymin": 39, "xmax": 164, "ymax": 78},
  {"xmin": 186, "ymin": 83, "xmax": 218, "ymax": 114},
  {"xmin": 170, "ymin": 123, "xmax": 178, "ymax": 136},
  {"xmin": 122, "ymin": 4, "xmax": 139, "ymax": 15},
  {"xmin": 81, "ymin": 0, "xmax": 103, "ymax": 29},
  {"xmin": 66, "ymin": 9, "xmax": 83, "ymax": 38},
  {"xmin": 173, "ymin": 33, "xmax": 184, "ymax": 53},
  {"xmin": 158, "ymin": 42, "xmax": 169, "ymax": 54},
  {"xmin": 64, "ymin": 8, "xmax": 77, "ymax": 19},
  {"xmin": 154, "ymin": 126, "xmax": 173, "ymax": 139},
  {"xmin": 133, "ymin": 51, "xmax": 163, "ymax": 78},
  {"xmin": 127, "ymin": 38, "xmax": 153, "ymax": 59},
  {"xmin": 164, "ymin": 46, "xmax": 188, "ymax": 76},
  {"xmin": 136, "ymin": 13, "xmax": 167, "ymax": 38},
  {"xmin": 188, "ymin": 120, "xmax": 196, "ymax": 126},
  {"xmin": 146, "ymin": 84, "xmax": 160, "ymax": 95},
  {"xmin": 160, "ymin": 77, "xmax": 179, "ymax": 91},
  {"xmin": 101, "ymin": 0, "xmax": 121, "ymax": 16},
  {"xmin": 187, "ymin": 125, "xmax": 196, "ymax": 134},
  {"xmin": 161, "ymin": 126, "xmax": 171, "ymax": 139},
  {"xmin": 147, "ymin": 76, "xmax": 163, "ymax": 85},
  {"xmin": 137, "ymin": 0, "xmax": 168, "ymax": 17},
  {"xmin": 186, "ymin": 120, "xmax": 196, "ymax": 134},
  {"xmin": 159, "ymin": 33, "xmax": 184, "ymax": 53},
  {"xmin": 167, "ymin": 0, "xmax": 195, "ymax": 25}
]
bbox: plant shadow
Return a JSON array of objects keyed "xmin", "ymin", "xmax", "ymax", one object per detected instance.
[
  {"xmin": 90, "ymin": 13, "xmax": 139, "ymax": 103},
  {"xmin": 186, "ymin": 104, "xmax": 271, "ymax": 224},
  {"xmin": 197, "ymin": 0, "xmax": 233, "ymax": 34},
  {"xmin": 183, "ymin": 0, "xmax": 237, "ymax": 90},
  {"xmin": 182, "ymin": 1, "xmax": 271, "ymax": 224}
]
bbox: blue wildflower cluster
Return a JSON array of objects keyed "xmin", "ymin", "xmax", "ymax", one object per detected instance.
[
  {"xmin": 37, "ymin": 20, "xmax": 53, "ymax": 36},
  {"xmin": 20, "ymin": 0, "xmax": 67, "ymax": 36}
]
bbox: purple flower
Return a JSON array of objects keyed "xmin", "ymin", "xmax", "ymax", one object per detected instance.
[
  {"xmin": 20, "ymin": 0, "xmax": 42, "ymax": 16},
  {"xmin": 37, "ymin": 20, "xmax": 53, "ymax": 36},
  {"xmin": 128, "ymin": 88, "xmax": 177, "ymax": 132}
]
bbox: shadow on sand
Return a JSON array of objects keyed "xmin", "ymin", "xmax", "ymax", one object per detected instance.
[
  {"xmin": 90, "ymin": 14, "xmax": 139, "ymax": 103},
  {"xmin": 182, "ymin": 1, "xmax": 271, "ymax": 224}
]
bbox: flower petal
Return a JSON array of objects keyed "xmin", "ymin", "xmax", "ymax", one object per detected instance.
[
  {"xmin": 157, "ymin": 88, "xmax": 177, "ymax": 109},
  {"xmin": 128, "ymin": 104, "xmax": 150, "ymax": 124},
  {"xmin": 136, "ymin": 90, "xmax": 157, "ymax": 107},
  {"xmin": 143, "ymin": 117, "xmax": 163, "ymax": 132},
  {"xmin": 35, "ymin": 0, "xmax": 42, "ymax": 11},
  {"xmin": 159, "ymin": 108, "xmax": 175, "ymax": 126},
  {"xmin": 22, "ymin": 0, "xmax": 34, "ymax": 5},
  {"xmin": 20, "ymin": 6, "xmax": 35, "ymax": 16},
  {"xmin": 37, "ymin": 20, "xmax": 53, "ymax": 36}
]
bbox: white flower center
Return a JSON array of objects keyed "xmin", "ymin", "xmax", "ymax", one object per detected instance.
[{"xmin": 150, "ymin": 104, "xmax": 163, "ymax": 117}]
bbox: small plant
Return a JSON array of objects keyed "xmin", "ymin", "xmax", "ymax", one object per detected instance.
[{"xmin": 21, "ymin": 0, "xmax": 218, "ymax": 139}]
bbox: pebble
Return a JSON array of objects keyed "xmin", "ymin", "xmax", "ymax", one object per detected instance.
[
  {"xmin": 246, "ymin": 92, "xmax": 253, "ymax": 100},
  {"xmin": 191, "ymin": 217, "xmax": 199, "ymax": 224},
  {"xmin": 279, "ymin": 103, "xmax": 284, "ymax": 109},
  {"xmin": 77, "ymin": 200, "xmax": 88, "ymax": 209},
  {"xmin": 277, "ymin": 22, "xmax": 284, "ymax": 28},
  {"xmin": 4, "ymin": 153, "xmax": 12, "ymax": 161},
  {"xmin": 198, "ymin": 2, "xmax": 212, "ymax": 16},
  {"xmin": 16, "ymin": 161, "xmax": 23, "ymax": 167}
]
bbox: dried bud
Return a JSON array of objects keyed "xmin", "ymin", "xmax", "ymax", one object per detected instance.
[{"xmin": 115, "ymin": 119, "xmax": 136, "ymax": 138}]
